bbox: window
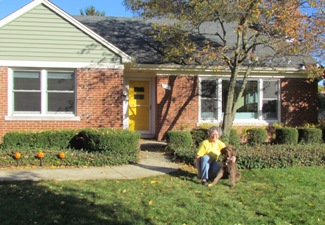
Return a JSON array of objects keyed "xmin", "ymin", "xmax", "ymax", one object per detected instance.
[
  {"xmin": 262, "ymin": 80, "xmax": 278, "ymax": 120},
  {"xmin": 201, "ymin": 79, "xmax": 219, "ymax": 120},
  {"xmin": 13, "ymin": 71, "xmax": 41, "ymax": 112},
  {"xmin": 200, "ymin": 77, "xmax": 279, "ymax": 123},
  {"xmin": 11, "ymin": 69, "xmax": 75, "ymax": 115}
]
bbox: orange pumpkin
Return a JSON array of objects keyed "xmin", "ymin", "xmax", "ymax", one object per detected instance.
[
  {"xmin": 37, "ymin": 151, "xmax": 45, "ymax": 159},
  {"xmin": 14, "ymin": 152, "xmax": 21, "ymax": 159},
  {"xmin": 58, "ymin": 152, "xmax": 65, "ymax": 159}
]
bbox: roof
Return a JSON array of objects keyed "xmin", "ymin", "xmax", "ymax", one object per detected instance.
[
  {"xmin": 0, "ymin": 0, "xmax": 314, "ymax": 69},
  {"xmin": 74, "ymin": 16, "xmax": 167, "ymax": 65},
  {"xmin": 74, "ymin": 16, "xmax": 314, "ymax": 69}
]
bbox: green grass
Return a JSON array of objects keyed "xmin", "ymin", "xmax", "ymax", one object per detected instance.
[{"xmin": 0, "ymin": 167, "xmax": 324, "ymax": 225}]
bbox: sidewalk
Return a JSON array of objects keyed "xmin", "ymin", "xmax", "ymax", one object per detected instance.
[{"xmin": 0, "ymin": 141, "xmax": 180, "ymax": 182}]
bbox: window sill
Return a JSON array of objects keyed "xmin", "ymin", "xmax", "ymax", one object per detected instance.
[
  {"xmin": 198, "ymin": 119, "xmax": 279, "ymax": 126},
  {"xmin": 5, "ymin": 115, "xmax": 81, "ymax": 121}
]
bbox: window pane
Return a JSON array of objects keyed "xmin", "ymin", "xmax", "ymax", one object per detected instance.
[
  {"xmin": 48, "ymin": 93, "xmax": 75, "ymax": 112},
  {"xmin": 263, "ymin": 81, "xmax": 277, "ymax": 98},
  {"xmin": 134, "ymin": 87, "xmax": 145, "ymax": 92},
  {"xmin": 14, "ymin": 71, "xmax": 40, "ymax": 90},
  {"xmin": 14, "ymin": 92, "xmax": 41, "ymax": 112},
  {"xmin": 263, "ymin": 100, "xmax": 277, "ymax": 119},
  {"xmin": 201, "ymin": 99, "xmax": 217, "ymax": 119},
  {"xmin": 222, "ymin": 80, "xmax": 258, "ymax": 119},
  {"xmin": 134, "ymin": 94, "xmax": 144, "ymax": 100},
  {"xmin": 201, "ymin": 80, "xmax": 216, "ymax": 98},
  {"xmin": 48, "ymin": 72, "xmax": 74, "ymax": 91}
]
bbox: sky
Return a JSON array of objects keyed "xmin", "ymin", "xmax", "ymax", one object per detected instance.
[{"xmin": 0, "ymin": 0, "xmax": 133, "ymax": 20}]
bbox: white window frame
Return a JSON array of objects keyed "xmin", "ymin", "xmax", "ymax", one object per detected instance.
[
  {"xmin": 6, "ymin": 68, "xmax": 80, "ymax": 121},
  {"xmin": 198, "ymin": 76, "xmax": 280, "ymax": 126}
]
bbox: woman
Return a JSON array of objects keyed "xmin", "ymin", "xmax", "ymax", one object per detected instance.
[{"xmin": 196, "ymin": 126, "xmax": 226, "ymax": 186}]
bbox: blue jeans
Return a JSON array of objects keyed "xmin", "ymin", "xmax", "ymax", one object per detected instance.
[{"xmin": 201, "ymin": 155, "xmax": 221, "ymax": 180}]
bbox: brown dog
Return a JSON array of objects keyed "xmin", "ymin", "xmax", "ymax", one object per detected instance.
[{"xmin": 208, "ymin": 145, "xmax": 241, "ymax": 188}]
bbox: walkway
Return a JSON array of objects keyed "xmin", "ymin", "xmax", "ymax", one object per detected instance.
[{"xmin": 0, "ymin": 140, "xmax": 180, "ymax": 182}]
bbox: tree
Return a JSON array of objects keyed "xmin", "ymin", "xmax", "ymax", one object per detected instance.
[
  {"xmin": 80, "ymin": 6, "xmax": 106, "ymax": 16},
  {"xmin": 123, "ymin": 0, "xmax": 325, "ymax": 137}
]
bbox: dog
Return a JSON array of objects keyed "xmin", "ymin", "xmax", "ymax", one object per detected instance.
[{"xmin": 208, "ymin": 145, "xmax": 241, "ymax": 188}]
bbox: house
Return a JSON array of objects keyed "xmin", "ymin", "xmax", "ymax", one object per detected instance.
[{"xmin": 0, "ymin": 0, "xmax": 318, "ymax": 141}]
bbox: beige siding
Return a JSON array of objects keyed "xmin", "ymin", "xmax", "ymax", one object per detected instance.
[{"xmin": 0, "ymin": 4, "xmax": 121, "ymax": 63}]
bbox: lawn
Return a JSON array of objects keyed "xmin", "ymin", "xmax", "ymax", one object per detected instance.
[{"xmin": 0, "ymin": 167, "xmax": 324, "ymax": 225}]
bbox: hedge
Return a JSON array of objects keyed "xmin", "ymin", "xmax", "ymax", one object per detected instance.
[
  {"xmin": 236, "ymin": 144, "xmax": 325, "ymax": 169},
  {"xmin": 246, "ymin": 128, "xmax": 267, "ymax": 145},
  {"xmin": 166, "ymin": 130, "xmax": 325, "ymax": 169},
  {"xmin": 166, "ymin": 130, "xmax": 195, "ymax": 163},
  {"xmin": 275, "ymin": 128, "xmax": 298, "ymax": 144},
  {"xmin": 1, "ymin": 128, "xmax": 141, "ymax": 167},
  {"xmin": 3, "ymin": 130, "xmax": 78, "ymax": 149},
  {"xmin": 298, "ymin": 128, "xmax": 322, "ymax": 144}
]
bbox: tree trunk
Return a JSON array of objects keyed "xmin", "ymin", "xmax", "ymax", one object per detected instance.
[
  {"xmin": 221, "ymin": 63, "xmax": 253, "ymax": 139},
  {"xmin": 222, "ymin": 68, "xmax": 238, "ymax": 138}
]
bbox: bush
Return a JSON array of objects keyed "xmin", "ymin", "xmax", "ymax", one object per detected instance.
[
  {"xmin": 1, "ymin": 128, "xmax": 141, "ymax": 167},
  {"xmin": 229, "ymin": 129, "xmax": 241, "ymax": 148},
  {"xmin": 298, "ymin": 128, "xmax": 323, "ymax": 144},
  {"xmin": 275, "ymin": 128, "xmax": 298, "ymax": 144},
  {"xmin": 220, "ymin": 129, "xmax": 241, "ymax": 148},
  {"xmin": 166, "ymin": 130, "xmax": 195, "ymax": 163},
  {"xmin": 246, "ymin": 128, "xmax": 267, "ymax": 145},
  {"xmin": 191, "ymin": 128, "xmax": 208, "ymax": 148},
  {"xmin": 72, "ymin": 128, "xmax": 141, "ymax": 164},
  {"xmin": 236, "ymin": 144, "xmax": 325, "ymax": 169},
  {"xmin": 3, "ymin": 130, "xmax": 78, "ymax": 149}
]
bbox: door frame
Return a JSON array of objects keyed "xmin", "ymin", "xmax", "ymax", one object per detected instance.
[{"xmin": 123, "ymin": 77, "xmax": 156, "ymax": 138}]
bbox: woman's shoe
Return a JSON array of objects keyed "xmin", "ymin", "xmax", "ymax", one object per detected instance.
[{"xmin": 201, "ymin": 179, "xmax": 208, "ymax": 186}]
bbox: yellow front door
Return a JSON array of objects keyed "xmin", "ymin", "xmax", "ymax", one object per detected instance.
[{"xmin": 129, "ymin": 80, "xmax": 150, "ymax": 131}]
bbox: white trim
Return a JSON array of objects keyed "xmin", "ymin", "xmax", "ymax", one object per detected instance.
[
  {"xmin": 41, "ymin": 69, "xmax": 47, "ymax": 115},
  {"xmin": 198, "ymin": 76, "xmax": 281, "ymax": 125},
  {"xmin": 277, "ymin": 80, "xmax": 281, "ymax": 124},
  {"xmin": 0, "ymin": 0, "xmax": 132, "ymax": 63},
  {"xmin": 8, "ymin": 68, "xmax": 78, "ymax": 118},
  {"xmin": 258, "ymin": 79, "xmax": 263, "ymax": 121},
  {"xmin": 7, "ymin": 68, "xmax": 13, "ymax": 116},
  {"xmin": 128, "ymin": 63, "xmax": 306, "ymax": 75},
  {"xmin": 0, "ymin": 60, "xmax": 125, "ymax": 69},
  {"xmin": 217, "ymin": 78, "xmax": 222, "ymax": 121}
]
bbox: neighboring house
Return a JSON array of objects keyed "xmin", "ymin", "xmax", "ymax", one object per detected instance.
[{"xmin": 0, "ymin": 0, "xmax": 318, "ymax": 141}]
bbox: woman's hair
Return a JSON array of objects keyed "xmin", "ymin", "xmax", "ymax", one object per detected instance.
[{"xmin": 207, "ymin": 126, "xmax": 223, "ymax": 137}]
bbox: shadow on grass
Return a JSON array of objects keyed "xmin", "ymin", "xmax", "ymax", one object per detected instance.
[
  {"xmin": 0, "ymin": 180, "xmax": 154, "ymax": 225},
  {"xmin": 168, "ymin": 169, "xmax": 200, "ymax": 184}
]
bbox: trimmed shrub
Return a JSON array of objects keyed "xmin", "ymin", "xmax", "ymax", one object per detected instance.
[
  {"xmin": 72, "ymin": 128, "xmax": 141, "ymax": 165},
  {"xmin": 220, "ymin": 129, "xmax": 241, "ymax": 148},
  {"xmin": 191, "ymin": 128, "xmax": 208, "ymax": 147},
  {"xmin": 298, "ymin": 128, "xmax": 323, "ymax": 144},
  {"xmin": 246, "ymin": 128, "xmax": 267, "ymax": 145},
  {"xmin": 236, "ymin": 144, "xmax": 325, "ymax": 169},
  {"xmin": 1, "ymin": 128, "xmax": 140, "ymax": 166},
  {"xmin": 229, "ymin": 129, "xmax": 241, "ymax": 148},
  {"xmin": 275, "ymin": 128, "xmax": 298, "ymax": 144},
  {"xmin": 166, "ymin": 130, "xmax": 195, "ymax": 163},
  {"xmin": 3, "ymin": 130, "xmax": 78, "ymax": 149}
]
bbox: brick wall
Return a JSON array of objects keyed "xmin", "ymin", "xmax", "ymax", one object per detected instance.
[
  {"xmin": 281, "ymin": 78, "xmax": 318, "ymax": 126},
  {"xmin": 0, "ymin": 67, "xmax": 124, "ymax": 141},
  {"xmin": 156, "ymin": 75, "xmax": 199, "ymax": 140}
]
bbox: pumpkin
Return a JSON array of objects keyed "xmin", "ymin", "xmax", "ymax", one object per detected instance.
[
  {"xmin": 58, "ymin": 152, "xmax": 65, "ymax": 159},
  {"xmin": 14, "ymin": 152, "xmax": 21, "ymax": 159},
  {"xmin": 37, "ymin": 151, "xmax": 45, "ymax": 159}
]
